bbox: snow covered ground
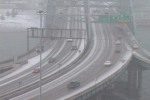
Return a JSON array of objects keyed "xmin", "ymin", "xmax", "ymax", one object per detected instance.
[
  {"xmin": 0, "ymin": 9, "xmax": 40, "ymax": 28},
  {"xmin": 0, "ymin": 9, "xmax": 40, "ymax": 61}
]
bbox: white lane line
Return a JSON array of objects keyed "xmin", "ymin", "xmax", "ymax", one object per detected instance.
[
  {"xmin": 10, "ymin": 20, "xmax": 103, "ymax": 100},
  {"xmin": 0, "ymin": 38, "xmax": 79, "ymax": 94},
  {"xmin": 0, "ymin": 60, "xmax": 49, "ymax": 87},
  {"xmin": 10, "ymin": 8, "xmax": 87, "ymax": 100},
  {"xmin": 10, "ymin": 33, "xmax": 86, "ymax": 100},
  {"xmin": 0, "ymin": 48, "xmax": 53, "ymax": 82},
  {"xmin": 106, "ymin": 24, "xmax": 116, "ymax": 60},
  {"xmin": 0, "ymin": 16, "xmax": 71, "ymax": 87},
  {"xmin": 0, "ymin": 40, "xmax": 67, "ymax": 87},
  {"xmin": 5, "ymin": 14, "xmax": 85, "ymax": 98},
  {"xmin": 0, "ymin": 14, "xmax": 70, "ymax": 86}
]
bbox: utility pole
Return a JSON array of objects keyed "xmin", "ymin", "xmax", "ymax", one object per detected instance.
[{"xmin": 37, "ymin": 10, "xmax": 45, "ymax": 100}]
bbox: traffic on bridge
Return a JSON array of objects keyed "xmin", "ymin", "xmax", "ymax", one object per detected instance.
[{"xmin": 0, "ymin": 0, "xmax": 150, "ymax": 100}]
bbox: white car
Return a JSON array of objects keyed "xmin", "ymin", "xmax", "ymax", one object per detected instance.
[
  {"xmin": 132, "ymin": 44, "xmax": 139, "ymax": 49},
  {"xmin": 71, "ymin": 46, "xmax": 78, "ymax": 50},
  {"xmin": 115, "ymin": 40, "xmax": 121, "ymax": 45},
  {"xmin": 67, "ymin": 39, "xmax": 73, "ymax": 42},
  {"xmin": 104, "ymin": 61, "xmax": 112, "ymax": 66}
]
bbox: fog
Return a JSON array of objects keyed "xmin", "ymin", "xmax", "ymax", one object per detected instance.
[{"xmin": 0, "ymin": 0, "xmax": 150, "ymax": 100}]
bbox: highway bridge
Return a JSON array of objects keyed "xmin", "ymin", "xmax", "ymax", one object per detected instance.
[{"xmin": 0, "ymin": 0, "xmax": 150, "ymax": 100}]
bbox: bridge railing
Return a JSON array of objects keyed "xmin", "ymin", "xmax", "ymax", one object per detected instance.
[{"xmin": 60, "ymin": 44, "xmax": 132, "ymax": 100}]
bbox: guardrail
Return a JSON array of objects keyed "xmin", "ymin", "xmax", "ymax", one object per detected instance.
[
  {"xmin": 133, "ymin": 52, "xmax": 150, "ymax": 64},
  {"xmin": 0, "ymin": 3, "xmax": 93, "ymax": 100},
  {"xmin": 0, "ymin": 29, "xmax": 91, "ymax": 100},
  {"xmin": 61, "ymin": 44, "xmax": 132, "ymax": 100}
]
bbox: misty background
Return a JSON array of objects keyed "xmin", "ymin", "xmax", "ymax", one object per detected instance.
[{"xmin": 0, "ymin": 0, "xmax": 150, "ymax": 100}]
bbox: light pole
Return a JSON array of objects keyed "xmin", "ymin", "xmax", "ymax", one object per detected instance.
[{"xmin": 37, "ymin": 10, "xmax": 45, "ymax": 100}]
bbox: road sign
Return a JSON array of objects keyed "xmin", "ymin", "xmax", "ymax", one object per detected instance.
[
  {"xmin": 99, "ymin": 14, "xmax": 130, "ymax": 23},
  {"xmin": 110, "ymin": 15, "xmax": 119, "ymax": 23},
  {"xmin": 120, "ymin": 14, "xmax": 130, "ymax": 19},
  {"xmin": 99, "ymin": 15, "xmax": 109, "ymax": 23},
  {"xmin": 119, "ymin": 14, "xmax": 130, "ymax": 23}
]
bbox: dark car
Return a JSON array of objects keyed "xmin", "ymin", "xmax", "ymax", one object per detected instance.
[
  {"xmin": 115, "ymin": 50, "xmax": 121, "ymax": 53},
  {"xmin": 48, "ymin": 58, "xmax": 55, "ymax": 63},
  {"xmin": 67, "ymin": 81, "xmax": 80, "ymax": 89},
  {"xmin": 71, "ymin": 46, "xmax": 78, "ymax": 51}
]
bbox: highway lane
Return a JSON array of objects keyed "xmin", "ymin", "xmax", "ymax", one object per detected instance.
[
  {"xmin": 8, "ymin": 6, "xmax": 134, "ymax": 100},
  {"xmin": 0, "ymin": 8, "xmax": 68, "ymax": 91},
  {"xmin": 122, "ymin": 24, "xmax": 150, "ymax": 62},
  {"xmin": 0, "ymin": 13, "xmax": 69, "ymax": 84},
  {"xmin": 101, "ymin": 3, "xmax": 149, "ymax": 62},
  {"xmin": 0, "ymin": 18, "xmax": 66, "ymax": 84},
  {"xmin": 0, "ymin": 41, "xmax": 76, "ymax": 95},
  {"xmin": 19, "ymin": 20, "xmax": 131, "ymax": 100},
  {"xmin": 7, "ymin": 5, "xmax": 117, "ymax": 100},
  {"xmin": 5, "ymin": 3, "xmax": 127, "ymax": 100},
  {"xmin": 8, "ymin": 7, "xmax": 88, "ymax": 100},
  {"xmin": 9, "ymin": 16, "xmax": 116, "ymax": 100},
  {"xmin": 49, "ymin": 24, "xmax": 127, "ymax": 100},
  {"xmin": 13, "ymin": 4, "xmax": 150, "ymax": 100},
  {"xmin": 8, "ymin": 5, "xmax": 134, "ymax": 100},
  {"xmin": 0, "ymin": 3, "xmax": 72, "ymax": 83},
  {"xmin": 109, "ymin": 23, "xmax": 150, "ymax": 63},
  {"xmin": 0, "ymin": 6, "xmax": 85, "ymax": 99},
  {"xmin": 0, "ymin": 41, "xmax": 81, "ymax": 98},
  {"xmin": 0, "ymin": 0, "xmax": 136, "ymax": 100}
]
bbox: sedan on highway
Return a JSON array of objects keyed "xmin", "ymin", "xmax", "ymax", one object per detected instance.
[
  {"xmin": 132, "ymin": 44, "xmax": 139, "ymax": 49},
  {"xmin": 115, "ymin": 50, "xmax": 121, "ymax": 53},
  {"xmin": 104, "ymin": 61, "xmax": 112, "ymax": 66},
  {"xmin": 48, "ymin": 58, "xmax": 55, "ymax": 63},
  {"xmin": 115, "ymin": 40, "xmax": 121, "ymax": 45},
  {"xmin": 67, "ymin": 81, "xmax": 80, "ymax": 89},
  {"xmin": 67, "ymin": 39, "xmax": 73, "ymax": 42},
  {"xmin": 71, "ymin": 46, "xmax": 78, "ymax": 50},
  {"xmin": 32, "ymin": 67, "xmax": 40, "ymax": 73}
]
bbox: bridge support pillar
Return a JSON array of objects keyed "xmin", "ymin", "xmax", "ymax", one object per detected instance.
[
  {"xmin": 86, "ymin": 91, "xmax": 102, "ymax": 100},
  {"xmin": 127, "ymin": 60, "xmax": 142, "ymax": 100},
  {"xmin": 95, "ymin": 93, "xmax": 102, "ymax": 100}
]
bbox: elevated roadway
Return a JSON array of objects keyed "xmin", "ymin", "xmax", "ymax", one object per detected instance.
[
  {"xmin": 0, "ymin": 0, "xmax": 150, "ymax": 100},
  {"xmin": 9, "ymin": 19, "xmax": 133, "ymax": 100},
  {"xmin": 0, "ymin": 5, "xmax": 87, "ymax": 100}
]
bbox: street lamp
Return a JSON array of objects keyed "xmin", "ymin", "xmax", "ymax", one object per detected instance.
[
  {"xmin": 37, "ymin": 10, "xmax": 46, "ymax": 100},
  {"xmin": 37, "ymin": 10, "xmax": 46, "ymax": 29}
]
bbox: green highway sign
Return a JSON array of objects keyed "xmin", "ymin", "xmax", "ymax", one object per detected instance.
[
  {"xmin": 110, "ymin": 15, "xmax": 119, "ymax": 23},
  {"xmin": 119, "ymin": 14, "xmax": 130, "ymax": 21},
  {"xmin": 119, "ymin": 14, "xmax": 130, "ymax": 22},
  {"xmin": 99, "ymin": 14, "xmax": 130, "ymax": 23},
  {"xmin": 99, "ymin": 15, "xmax": 109, "ymax": 22}
]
